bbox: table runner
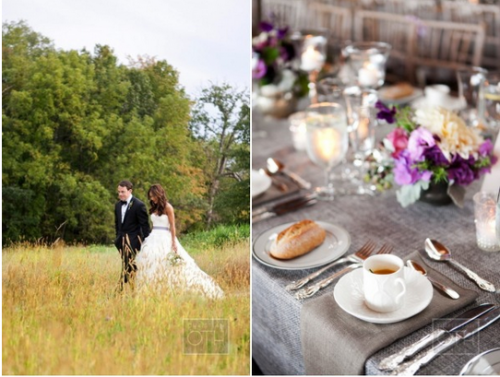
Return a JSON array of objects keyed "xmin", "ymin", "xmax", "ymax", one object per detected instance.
[{"xmin": 300, "ymin": 251, "xmax": 479, "ymax": 375}]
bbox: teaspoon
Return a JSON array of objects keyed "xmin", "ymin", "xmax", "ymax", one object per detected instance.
[
  {"xmin": 424, "ymin": 238, "xmax": 496, "ymax": 292},
  {"xmin": 407, "ymin": 259, "xmax": 460, "ymax": 299},
  {"xmin": 266, "ymin": 158, "xmax": 312, "ymax": 190}
]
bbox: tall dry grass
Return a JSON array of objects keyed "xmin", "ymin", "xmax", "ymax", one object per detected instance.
[{"xmin": 2, "ymin": 240, "xmax": 250, "ymax": 375}]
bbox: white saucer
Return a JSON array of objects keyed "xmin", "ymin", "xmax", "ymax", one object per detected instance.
[
  {"xmin": 460, "ymin": 348, "xmax": 500, "ymax": 375},
  {"xmin": 333, "ymin": 267, "xmax": 433, "ymax": 324},
  {"xmin": 252, "ymin": 221, "xmax": 351, "ymax": 270},
  {"xmin": 252, "ymin": 170, "xmax": 272, "ymax": 198},
  {"xmin": 411, "ymin": 96, "xmax": 466, "ymax": 112}
]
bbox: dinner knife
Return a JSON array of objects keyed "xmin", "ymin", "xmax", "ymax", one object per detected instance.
[
  {"xmin": 393, "ymin": 306, "xmax": 500, "ymax": 376},
  {"xmin": 252, "ymin": 194, "xmax": 317, "ymax": 217},
  {"xmin": 379, "ymin": 303, "xmax": 496, "ymax": 371},
  {"xmin": 252, "ymin": 197, "xmax": 318, "ymax": 223}
]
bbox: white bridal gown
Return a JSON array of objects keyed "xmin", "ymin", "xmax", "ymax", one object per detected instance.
[{"xmin": 135, "ymin": 214, "xmax": 224, "ymax": 299}]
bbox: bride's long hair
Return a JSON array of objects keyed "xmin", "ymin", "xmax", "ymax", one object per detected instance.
[{"xmin": 148, "ymin": 184, "xmax": 168, "ymax": 215}]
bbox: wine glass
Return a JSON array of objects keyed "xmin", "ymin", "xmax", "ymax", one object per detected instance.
[{"xmin": 305, "ymin": 103, "xmax": 348, "ymax": 200}]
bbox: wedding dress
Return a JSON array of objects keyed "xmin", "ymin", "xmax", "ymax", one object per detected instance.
[{"xmin": 135, "ymin": 214, "xmax": 224, "ymax": 299}]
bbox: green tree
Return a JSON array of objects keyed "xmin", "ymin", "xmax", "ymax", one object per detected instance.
[
  {"xmin": 190, "ymin": 83, "xmax": 250, "ymax": 226},
  {"xmin": 2, "ymin": 21, "xmax": 214, "ymax": 244}
]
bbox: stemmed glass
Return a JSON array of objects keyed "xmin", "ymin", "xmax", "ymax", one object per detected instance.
[
  {"xmin": 305, "ymin": 103, "xmax": 349, "ymax": 200},
  {"xmin": 295, "ymin": 30, "xmax": 328, "ymax": 104}
]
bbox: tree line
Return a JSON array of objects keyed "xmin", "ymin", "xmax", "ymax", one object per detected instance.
[{"xmin": 2, "ymin": 21, "xmax": 249, "ymax": 245}]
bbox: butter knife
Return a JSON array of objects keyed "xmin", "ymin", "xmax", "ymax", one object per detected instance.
[
  {"xmin": 379, "ymin": 303, "xmax": 495, "ymax": 370},
  {"xmin": 393, "ymin": 306, "xmax": 500, "ymax": 376},
  {"xmin": 253, "ymin": 194, "xmax": 317, "ymax": 217},
  {"xmin": 252, "ymin": 197, "xmax": 317, "ymax": 223}
]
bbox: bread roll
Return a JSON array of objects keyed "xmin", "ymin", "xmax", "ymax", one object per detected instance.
[
  {"xmin": 270, "ymin": 220, "xmax": 326, "ymax": 260},
  {"xmin": 380, "ymin": 82, "xmax": 414, "ymax": 100}
]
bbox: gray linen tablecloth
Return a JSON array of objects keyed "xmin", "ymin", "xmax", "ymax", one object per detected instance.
[{"xmin": 251, "ymin": 109, "xmax": 500, "ymax": 375}]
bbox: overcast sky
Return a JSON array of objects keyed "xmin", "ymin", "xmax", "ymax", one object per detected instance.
[{"xmin": 2, "ymin": 0, "xmax": 251, "ymax": 97}]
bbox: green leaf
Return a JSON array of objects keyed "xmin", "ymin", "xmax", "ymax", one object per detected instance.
[{"xmin": 261, "ymin": 47, "xmax": 279, "ymax": 66}]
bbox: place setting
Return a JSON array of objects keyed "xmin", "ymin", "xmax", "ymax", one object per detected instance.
[{"xmin": 251, "ymin": 3, "xmax": 500, "ymax": 375}]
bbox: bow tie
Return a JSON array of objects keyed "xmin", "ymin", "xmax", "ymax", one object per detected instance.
[{"xmin": 121, "ymin": 200, "xmax": 128, "ymax": 205}]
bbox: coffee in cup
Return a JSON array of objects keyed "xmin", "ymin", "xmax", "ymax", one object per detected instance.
[{"xmin": 363, "ymin": 254, "xmax": 406, "ymax": 313}]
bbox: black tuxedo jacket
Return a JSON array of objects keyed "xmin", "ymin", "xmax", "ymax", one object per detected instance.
[{"xmin": 114, "ymin": 196, "xmax": 150, "ymax": 252}]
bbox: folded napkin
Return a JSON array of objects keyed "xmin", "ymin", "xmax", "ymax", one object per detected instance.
[
  {"xmin": 300, "ymin": 250, "xmax": 479, "ymax": 375},
  {"xmin": 252, "ymin": 173, "xmax": 301, "ymax": 207}
]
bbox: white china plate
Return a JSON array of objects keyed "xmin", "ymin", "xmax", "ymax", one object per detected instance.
[
  {"xmin": 411, "ymin": 95, "xmax": 466, "ymax": 111},
  {"xmin": 378, "ymin": 87, "xmax": 423, "ymax": 105},
  {"xmin": 333, "ymin": 267, "xmax": 433, "ymax": 324},
  {"xmin": 252, "ymin": 221, "xmax": 351, "ymax": 270},
  {"xmin": 252, "ymin": 170, "xmax": 272, "ymax": 198},
  {"xmin": 460, "ymin": 348, "xmax": 500, "ymax": 375}
]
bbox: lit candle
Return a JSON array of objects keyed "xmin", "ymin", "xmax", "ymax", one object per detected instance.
[
  {"xmin": 290, "ymin": 122, "xmax": 306, "ymax": 151},
  {"xmin": 289, "ymin": 112, "xmax": 307, "ymax": 151},
  {"xmin": 477, "ymin": 219, "xmax": 498, "ymax": 250},
  {"xmin": 358, "ymin": 63, "xmax": 379, "ymax": 87},
  {"xmin": 474, "ymin": 191, "xmax": 500, "ymax": 252},
  {"xmin": 357, "ymin": 117, "xmax": 370, "ymax": 141},
  {"xmin": 312, "ymin": 128, "xmax": 342, "ymax": 163},
  {"xmin": 301, "ymin": 46, "xmax": 324, "ymax": 72}
]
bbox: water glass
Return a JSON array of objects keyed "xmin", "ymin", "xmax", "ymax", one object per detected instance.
[
  {"xmin": 473, "ymin": 191, "xmax": 500, "ymax": 252},
  {"xmin": 484, "ymin": 72, "xmax": 500, "ymax": 129},
  {"xmin": 305, "ymin": 103, "xmax": 348, "ymax": 200},
  {"xmin": 457, "ymin": 67, "xmax": 488, "ymax": 127}
]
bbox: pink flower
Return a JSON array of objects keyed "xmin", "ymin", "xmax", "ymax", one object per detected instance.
[{"xmin": 386, "ymin": 128, "xmax": 408, "ymax": 158}]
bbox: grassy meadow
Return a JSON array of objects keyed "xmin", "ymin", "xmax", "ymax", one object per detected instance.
[{"xmin": 2, "ymin": 227, "xmax": 250, "ymax": 375}]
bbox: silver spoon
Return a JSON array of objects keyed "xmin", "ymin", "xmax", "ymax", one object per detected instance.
[
  {"xmin": 424, "ymin": 238, "xmax": 496, "ymax": 292},
  {"xmin": 266, "ymin": 158, "xmax": 312, "ymax": 190},
  {"xmin": 406, "ymin": 259, "xmax": 460, "ymax": 299}
]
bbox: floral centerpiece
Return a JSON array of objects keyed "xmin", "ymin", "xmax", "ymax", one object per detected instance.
[
  {"xmin": 252, "ymin": 21, "xmax": 309, "ymax": 117},
  {"xmin": 376, "ymin": 101, "xmax": 497, "ymax": 207}
]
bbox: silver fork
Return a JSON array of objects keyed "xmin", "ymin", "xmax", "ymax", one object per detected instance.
[
  {"xmin": 286, "ymin": 240, "xmax": 376, "ymax": 291},
  {"xmin": 294, "ymin": 243, "xmax": 394, "ymax": 300}
]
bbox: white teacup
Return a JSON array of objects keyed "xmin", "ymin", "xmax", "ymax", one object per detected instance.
[
  {"xmin": 363, "ymin": 254, "xmax": 406, "ymax": 313},
  {"xmin": 424, "ymin": 85, "xmax": 450, "ymax": 107}
]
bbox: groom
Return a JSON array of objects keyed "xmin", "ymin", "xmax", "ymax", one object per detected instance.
[{"xmin": 114, "ymin": 180, "xmax": 150, "ymax": 289}]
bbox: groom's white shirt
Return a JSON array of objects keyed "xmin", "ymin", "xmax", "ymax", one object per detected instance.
[{"xmin": 121, "ymin": 195, "xmax": 133, "ymax": 223}]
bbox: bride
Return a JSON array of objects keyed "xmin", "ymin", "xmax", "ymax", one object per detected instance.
[{"xmin": 135, "ymin": 184, "xmax": 224, "ymax": 299}]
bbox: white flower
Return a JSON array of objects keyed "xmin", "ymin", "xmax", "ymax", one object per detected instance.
[
  {"xmin": 252, "ymin": 52, "xmax": 259, "ymax": 71},
  {"xmin": 412, "ymin": 106, "xmax": 483, "ymax": 161},
  {"xmin": 277, "ymin": 69, "xmax": 297, "ymax": 92},
  {"xmin": 166, "ymin": 252, "xmax": 183, "ymax": 266}
]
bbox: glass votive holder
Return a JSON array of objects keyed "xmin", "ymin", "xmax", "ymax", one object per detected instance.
[
  {"xmin": 289, "ymin": 111, "xmax": 307, "ymax": 151},
  {"xmin": 342, "ymin": 42, "xmax": 391, "ymax": 89},
  {"xmin": 473, "ymin": 191, "xmax": 500, "ymax": 252}
]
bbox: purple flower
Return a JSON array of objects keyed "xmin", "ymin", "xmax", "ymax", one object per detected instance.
[
  {"xmin": 260, "ymin": 21, "xmax": 274, "ymax": 32},
  {"xmin": 277, "ymin": 27, "xmax": 289, "ymax": 39},
  {"xmin": 375, "ymin": 101, "xmax": 397, "ymax": 124},
  {"xmin": 479, "ymin": 140, "xmax": 493, "ymax": 156},
  {"xmin": 423, "ymin": 145, "xmax": 449, "ymax": 166},
  {"xmin": 447, "ymin": 155, "xmax": 475, "ymax": 186},
  {"xmin": 407, "ymin": 127, "xmax": 435, "ymax": 162},
  {"xmin": 394, "ymin": 151, "xmax": 432, "ymax": 185},
  {"xmin": 252, "ymin": 59, "xmax": 267, "ymax": 79}
]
